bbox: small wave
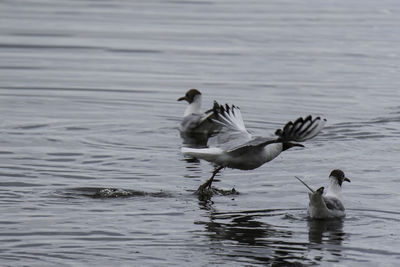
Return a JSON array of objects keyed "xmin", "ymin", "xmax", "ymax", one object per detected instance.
[
  {"xmin": 320, "ymin": 117, "xmax": 399, "ymax": 141},
  {"xmin": 108, "ymin": 48, "xmax": 163, "ymax": 54},
  {"xmin": 14, "ymin": 123, "xmax": 49, "ymax": 130},
  {"xmin": 0, "ymin": 151, "xmax": 14, "ymax": 155}
]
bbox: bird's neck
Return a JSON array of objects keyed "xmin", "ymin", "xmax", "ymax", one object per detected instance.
[
  {"xmin": 184, "ymin": 95, "xmax": 202, "ymax": 116},
  {"xmin": 326, "ymin": 177, "xmax": 342, "ymax": 199}
]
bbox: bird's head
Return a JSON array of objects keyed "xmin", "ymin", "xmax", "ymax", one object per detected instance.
[
  {"xmin": 329, "ymin": 169, "xmax": 351, "ymax": 187},
  {"xmin": 177, "ymin": 89, "xmax": 202, "ymax": 103}
]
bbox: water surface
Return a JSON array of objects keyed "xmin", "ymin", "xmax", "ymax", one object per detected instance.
[{"xmin": 1, "ymin": 0, "xmax": 400, "ymax": 266}]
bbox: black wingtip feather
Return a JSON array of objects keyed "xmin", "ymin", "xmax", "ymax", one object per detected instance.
[
  {"xmin": 298, "ymin": 117, "xmax": 318, "ymax": 137},
  {"xmin": 292, "ymin": 117, "xmax": 304, "ymax": 135},
  {"xmin": 225, "ymin": 104, "xmax": 230, "ymax": 114},
  {"xmin": 275, "ymin": 115, "xmax": 325, "ymax": 142},
  {"xmin": 213, "ymin": 101, "xmax": 220, "ymax": 118}
]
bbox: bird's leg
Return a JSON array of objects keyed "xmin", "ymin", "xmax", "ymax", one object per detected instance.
[{"xmin": 197, "ymin": 166, "xmax": 224, "ymax": 192}]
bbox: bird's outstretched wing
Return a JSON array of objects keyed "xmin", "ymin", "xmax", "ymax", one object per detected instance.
[
  {"xmin": 207, "ymin": 102, "xmax": 252, "ymax": 150},
  {"xmin": 275, "ymin": 115, "xmax": 326, "ymax": 142},
  {"xmin": 224, "ymin": 115, "xmax": 326, "ymax": 156}
]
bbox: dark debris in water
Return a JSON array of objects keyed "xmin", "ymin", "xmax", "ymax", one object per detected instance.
[
  {"xmin": 92, "ymin": 188, "xmax": 143, "ymax": 198},
  {"xmin": 69, "ymin": 187, "xmax": 170, "ymax": 199}
]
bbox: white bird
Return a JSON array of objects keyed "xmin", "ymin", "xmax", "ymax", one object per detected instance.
[
  {"xmin": 181, "ymin": 102, "xmax": 327, "ymax": 191},
  {"xmin": 295, "ymin": 169, "xmax": 351, "ymax": 219},
  {"xmin": 177, "ymin": 89, "xmax": 220, "ymax": 145}
]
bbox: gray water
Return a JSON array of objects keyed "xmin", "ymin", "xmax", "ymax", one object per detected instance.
[{"xmin": 1, "ymin": 0, "xmax": 400, "ymax": 266}]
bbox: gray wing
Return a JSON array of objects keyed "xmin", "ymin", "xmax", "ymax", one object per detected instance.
[
  {"xmin": 323, "ymin": 196, "xmax": 345, "ymax": 211},
  {"xmin": 180, "ymin": 111, "xmax": 219, "ymax": 134},
  {"xmin": 180, "ymin": 114, "xmax": 202, "ymax": 132},
  {"xmin": 207, "ymin": 103, "xmax": 252, "ymax": 150},
  {"xmin": 226, "ymin": 136, "xmax": 278, "ymax": 156},
  {"xmin": 208, "ymin": 126, "xmax": 254, "ymax": 150}
]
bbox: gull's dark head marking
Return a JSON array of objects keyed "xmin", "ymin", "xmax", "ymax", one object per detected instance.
[
  {"xmin": 329, "ymin": 169, "xmax": 351, "ymax": 186},
  {"xmin": 178, "ymin": 89, "xmax": 202, "ymax": 103}
]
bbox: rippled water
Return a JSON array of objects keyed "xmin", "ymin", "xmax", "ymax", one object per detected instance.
[{"xmin": 1, "ymin": 0, "xmax": 400, "ymax": 266}]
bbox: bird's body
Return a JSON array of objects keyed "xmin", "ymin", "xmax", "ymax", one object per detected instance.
[
  {"xmin": 182, "ymin": 102, "xmax": 327, "ymax": 191},
  {"xmin": 182, "ymin": 142, "xmax": 283, "ymax": 170},
  {"xmin": 296, "ymin": 170, "xmax": 350, "ymax": 219},
  {"xmin": 180, "ymin": 113, "xmax": 214, "ymax": 135},
  {"xmin": 308, "ymin": 189, "xmax": 346, "ymax": 219}
]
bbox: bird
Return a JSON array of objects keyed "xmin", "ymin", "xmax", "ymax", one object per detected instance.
[
  {"xmin": 181, "ymin": 101, "xmax": 327, "ymax": 192},
  {"xmin": 177, "ymin": 89, "xmax": 220, "ymax": 146},
  {"xmin": 295, "ymin": 169, "xmax": 351, "ymax": 219}
]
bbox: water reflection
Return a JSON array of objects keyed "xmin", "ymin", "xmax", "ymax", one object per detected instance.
[
  {"xmin": 308, "ymin": 218, "xmax": 346, "ymax": 245},
  {"xmin": 205, "ymin": 213, "xmax": 286, "ymax": 246},
  {"xmin": 307, "ymin": 218, "xmax": 347, "ymax": 261},
  {"xmin": 197, "ymin": 205, "xmax": 315, "ymax": 266}
]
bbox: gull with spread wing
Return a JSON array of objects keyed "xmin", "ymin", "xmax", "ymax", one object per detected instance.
[{"xmin": 182, "ymin": 102, "xmax": 326, "ymax": 191}]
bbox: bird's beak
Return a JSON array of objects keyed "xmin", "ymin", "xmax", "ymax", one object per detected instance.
[
  {"xmin": 294, "ymin": 143, "xmax": 305, "ymax": 148},
  {"xmin": 177, "ymin": 96, "xmax": 186, "ymax": 102},
  {"xmin": 344, "ymin": 177, "xmax": 351, "ymax": 183}
]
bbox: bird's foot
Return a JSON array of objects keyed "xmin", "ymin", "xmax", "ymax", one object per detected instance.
[
  {"xmin": 196, "ymin": 179, "xmax": 213, "ymax": 194},
  {"xmin": 196, "ymin": 183, "xmax": 215, "ymax": 201}
]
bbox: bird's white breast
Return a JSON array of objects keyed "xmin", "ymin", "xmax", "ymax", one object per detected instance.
[
  {"xmin": 262, "ymin": 143, "xmax": 283, "ymax": 162},
  {"xmin": 183, "ymin": 95, "xmax": 202, "ymax": 117}
]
